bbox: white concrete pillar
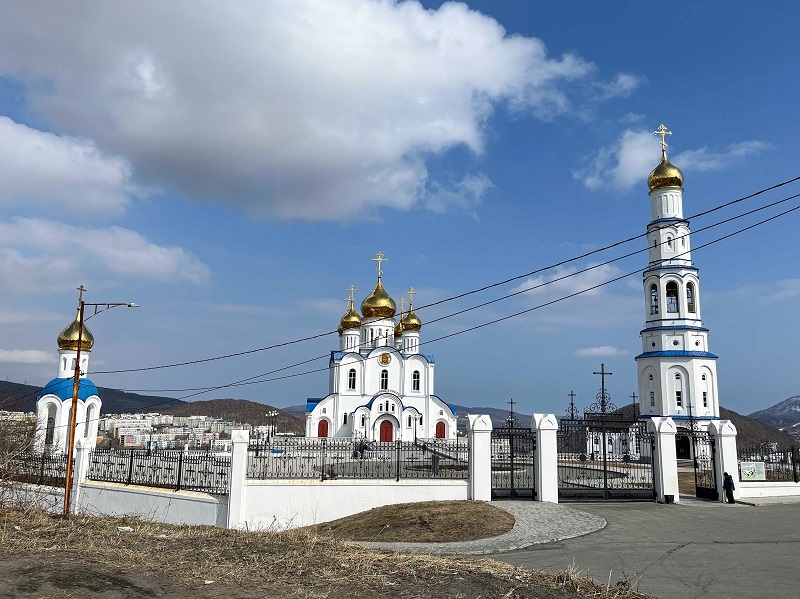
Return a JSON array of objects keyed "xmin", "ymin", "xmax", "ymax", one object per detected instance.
[
  {"xmin": 709, "ymin": 419, "xmax": 739, "ymax": 502},
  {"xmin": 532, "ymin": 413, "xmax": 558, "ymax": 503},
  {"xmin": 467, "ymin": 414, "xmax": 492, "ymax": 501},
  {"xmin": 227, "ymin": 429, "xmax": 249, "ymax": 529},
  {"xmin": 648, "ymin": 416, "xmax": 680, "ymax": 504},
  {"xmin": 70, "ymin": 437, "xmax": 94, "ymax": 514}
]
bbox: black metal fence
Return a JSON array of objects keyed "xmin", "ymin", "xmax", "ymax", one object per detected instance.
[
  {"xmin": 2, "ymin": 451, "xmax": 71, "ymax": 487},
  {"xmin": 88, "ymin": 449, "xmax": 231, "ymax": 494},
  {"xmin": 738, "ymin": 444, "xmax": 799, "ymax": 483},
  {"xmin": 247, "ymin": 438, "xmax": 468, "ymax": 481}
]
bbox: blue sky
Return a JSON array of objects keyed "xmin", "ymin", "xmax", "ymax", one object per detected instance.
[{"xmin": 1, "ymin": 1, "xmax": 798, "ymax": 418}]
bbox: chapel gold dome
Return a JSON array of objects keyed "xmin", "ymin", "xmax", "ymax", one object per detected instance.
[
  {"xmin": 394, "ymin": 320, "xmax": 404, "ymax": 338},
  {"xmin": 338, "ymin": 304, "xmax": 362, "ymax": 334},
  {"xmin": 361, "ymin": 279, "xmax": 396, "ymax": 319},
  {"xmin": 400, "ymin": 308, "xmax": 422, "ymax": 332},
  {"xmin": 57, "ymin": 310, "xmax": 94, "ymax": 351},
  {"xmin": 648, "ymin": 152, "xmax": 684, "ymax": 192}
]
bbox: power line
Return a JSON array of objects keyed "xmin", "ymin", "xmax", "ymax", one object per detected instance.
[{"xmin": 89, "ymin": 174, "xmax": 800, "ymax": 376}]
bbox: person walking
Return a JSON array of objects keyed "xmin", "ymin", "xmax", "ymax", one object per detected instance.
[{"xmin": 723, "ymin": 471, "xmax": 736, "ymax": 504}]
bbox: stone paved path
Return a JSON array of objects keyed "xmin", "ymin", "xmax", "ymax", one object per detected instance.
[{"xmin": 353, "ymin": 501, "xmax": 606, "ymax": 555}]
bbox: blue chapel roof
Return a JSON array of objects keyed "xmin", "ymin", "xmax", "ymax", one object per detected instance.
[{"xmin": 39, "ymin": 377, "xmax": 99, "ymax": 402}]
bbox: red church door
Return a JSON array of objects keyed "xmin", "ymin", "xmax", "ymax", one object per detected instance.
[
  {"xmin": 379, "ymin": 420, "xmax": 393, "ymax": 442},
  {"xmin": 317, "ymin": 420, "xmax": 329, "ymax": 438},
  {"xmin": 435, "ymin": 422, "xmax": 446, "ymax": 439}
]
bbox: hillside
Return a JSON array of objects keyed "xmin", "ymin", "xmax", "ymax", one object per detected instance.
[
  {"xmin": 749, "ymin": 395, "xmax": 800, "ymax": 429},
  {"xmin": 0, "ymin": 380, "xmax": 185, "ymax": 414},
  {"xmin": 160, "ymin": 398, "xmax": 304, "ymax": 434}
]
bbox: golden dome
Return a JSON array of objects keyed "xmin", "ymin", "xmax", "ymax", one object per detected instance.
[
  {"xmin": 57, "ymin": 309, "xmax": 94, "ymax": 351},
  {"xmin": 400, "ymin": 307, "xmax": 422, "ymax": 332},
  {"xmin": 361, "ymin": 279, "xmax": 396, "ymax": 319},
  {"xmin": 394, "ymin": 319, "xmax": 404, "ymax": 338},
  {"xmin": 648, "ymin": 151, "xmax": 684, "ymax": 192},
  {"xmin": 338, "ymin": 302, "xmax": 362, "ymax": 335}
]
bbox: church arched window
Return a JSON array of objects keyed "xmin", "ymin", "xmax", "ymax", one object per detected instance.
[
  {"xmin": 650, "ymin": 285, "xmax": 659, "ymax": 315},
  {"xmin": 412, "ymin": 370, "xmax": 420, "ymax": 391},
  {"xmin": 380, "ymin": 369, "xmax": 388, "ymax": 390},
  {"xmin": 343, "ymin": 413, "xmax": 348, "ymax": 425},
  {"xmin": 408, "ymin": 416, "xmax": 413, "ymax": 427},
  {"xmin": 667, "ymin": 236, "xmax": 673, "ymax": 249},
  {"xmin": 666, "ymin": 281, "xmax": 679, "ymax": 313},
  {"xmin": 687, "ymin": 283, "xmax": 696, "ymax": 313},
  {"xmin": 361, "ymin": 415, "xmax": 366, "ymax": 427},
  {"xmin": 347, "ymin": 369, "xmax": 356, "ymax": 390}
]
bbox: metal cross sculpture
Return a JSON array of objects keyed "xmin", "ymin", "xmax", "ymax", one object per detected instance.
[
  {"xmin": 372, "ymin": 251, "xmax": 388, "ymax": 278},
  {"xmin": 653, "ymin": 124, "xmax": 672, "ymax": 152},
  {"xmin": 505, "ymin": 397, "xmax": 518, "ymax": 428},
  {"xmin": 565, "ymin": 390, "xmax": 580, "ymax": 420},
  {"xmin": 588, "ymin": 363, "xmax": 617, "ymax": 415}
]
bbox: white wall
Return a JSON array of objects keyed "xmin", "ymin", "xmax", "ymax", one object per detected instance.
[
  {"xmin": 241, "ymin": 479, "xmax": 467, "ymax": 529},
  {"xmin": 738, "ymin": 482, "xmax": 800, "ymax": 498},
  {"xmin": 79, "ymin": 482, "xmax": 228, "ymax": 527}
]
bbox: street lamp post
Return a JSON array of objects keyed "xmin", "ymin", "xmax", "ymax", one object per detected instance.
[{"xmin": 63, "ymin": 285, "xmax": 138, "ymax": 517}]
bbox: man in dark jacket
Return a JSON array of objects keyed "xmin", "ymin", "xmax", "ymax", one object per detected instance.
[{"xmin": 723, "ymin": 471, "xmax": 736, "ymax": 504}]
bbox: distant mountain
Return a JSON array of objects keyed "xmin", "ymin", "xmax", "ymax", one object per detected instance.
[
  {"xmin": 160, "ymin": 398, "xmax": 304, "ymax": 434},
  {"xmin": 0, "ymin": 380, "xmax": 185, "ymax": 414},
  {"xmin": 749, "ymin": 396, "xmax": 800, "ymax": 432}
]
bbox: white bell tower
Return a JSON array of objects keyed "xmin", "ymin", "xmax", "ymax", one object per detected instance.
[{"xmin": 636, "ymin": 125, "xmax": 720, "ymax": 422}]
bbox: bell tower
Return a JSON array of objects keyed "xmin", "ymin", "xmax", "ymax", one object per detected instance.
[{"xmin": 636, "ymin": 125, "xmax": 720, "ymax": 422}]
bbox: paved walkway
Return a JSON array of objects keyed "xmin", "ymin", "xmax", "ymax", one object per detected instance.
[{"xmin": 353, "ymin": 501, "xmax": 606, "ymax": 555}]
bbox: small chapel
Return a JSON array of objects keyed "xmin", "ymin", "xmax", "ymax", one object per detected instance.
[
  {"xmin": 34, "ymin": 307, "xmax": 103, "ymax": 454},
  {"xmin": 305, "ymin": 253, "xmax": 458, "ymax": 442}
]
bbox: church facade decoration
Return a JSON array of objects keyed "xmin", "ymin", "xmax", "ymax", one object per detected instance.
[
  {"xmin": 636, "ymin": 125, "xmax": 720, "ymax": 423},
  {"xmin": 35, "ymin": 307, "xmax": 103, "ymax": 453},
  {"xmin": 305, "ymin": 252, "xmax": 457, "ymax": 441}
]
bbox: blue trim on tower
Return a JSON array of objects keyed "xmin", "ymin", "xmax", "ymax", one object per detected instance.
[
  {"xmin": 39, "ymin": 377, "xmax": 99, "ymax": 402},
  {"xmin": 643, "ymin": 265, "xmax": 698, "ymax": 274},
  {"xmin": 648, "ymin": 217, "xmax": 688, "ymax": 226},
  {"xmin": 644, "ymin": 318, "xmax": 704, "ymax": 324},
  {"xmin": 635, "ymin": 350, "xmax": 718, "ymax": 360},
  {"xmin": 306, "ymin": 398, "xmax": 323, "ymax": 412},
  {"xmin": 640, "ymin": 325, "xmax": 709, "ymax": 333}
]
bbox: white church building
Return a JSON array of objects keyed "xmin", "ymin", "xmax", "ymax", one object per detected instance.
[
  {"xmin": 34, "ymin": 308, "xmax": 103, "ymax": 453},
  {"xmin": 305, "ymin": 253, "xmax": 458, "ymax": 442},
  {"xmin": 636, "ymin": 125, "xmax": 721, "ymax": 454}
]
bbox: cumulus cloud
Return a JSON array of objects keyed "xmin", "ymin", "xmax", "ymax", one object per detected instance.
[
  {"xmin": 575, "ymin": 345, "xmax": 628, "ymax": 357},
  {"xmin": 596, "ymin": 73, "xmax": 644, "ymax": 100},
  {"xmin": 0, "ymin": 349, "xmax": 52, "ymax": 364},
  {"xmin": 0, "ymin": 1, "xmax": 633, "ymax": 221},
  {"xmin": 511, "ymin": 262, "xmax": 627, "ymax": 301},
  {"xmin": 0, "ymin": 218, "xmax": 210, "ymax": 292},
  {"xmin": 0, "ymin": 116, "xmax": 137, "ymax": 216},
  {"xmin": 575, "ymin": 128, "xmax": 770, "ymax": 191}
]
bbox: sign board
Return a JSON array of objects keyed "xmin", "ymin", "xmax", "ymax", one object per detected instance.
[{"xmin": 740, "ymin": 461, "xmax": 766, "ymax": 481}]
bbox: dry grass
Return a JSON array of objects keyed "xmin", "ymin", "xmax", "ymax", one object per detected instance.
[
  {"xmin": 0, "ymin": 505, "xmax": 658, "ymax": 599},
  {"xmin": 309, "ymin": 500, "xmax": 515, "ymax": 542}
]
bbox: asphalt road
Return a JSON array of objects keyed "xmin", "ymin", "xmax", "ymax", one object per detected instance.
[{"xmin": 495, "ymin": 498, "xmax": 800, "ymax": 599}]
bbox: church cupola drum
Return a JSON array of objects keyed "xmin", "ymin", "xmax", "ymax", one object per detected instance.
[
  {"xmin": 307, "ymin": 252, "xmax": 457, "ymax": 442},
  {"xmin": 636, "ymin": 125, "xmax": 720, "ymax": 422}
]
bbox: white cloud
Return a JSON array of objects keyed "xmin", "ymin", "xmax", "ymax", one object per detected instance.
[
  {"xmin": 424, "ymin": 174, "xmax": 494, "ymax": 214},
  {"xmin": 0, "ymin": 218, "xmax": 210, "ymax": 293},
  {"xmin": 0, "ymin": 349, "xmax": 52, "ymax": 364},
  {"xmin": 0, "ymin": 1, "xmax": 634, "ymax": 221},
  {"xmin": 575, "ymin": 129, "xmax": 770, "ymax": 191},
  {"xmin": 0, "ymin": 116, "xmax": 137, "ymax": 216},
  {"xmin": 575, "ymin": 345, "xmax": 628, "ymax": 357},
  {"xmin": 596, "ymin": 73, "xmax": 644, "ymax": 100},
  {"xmin": 511, "ymin": 262, "xmax": 627, "ymax": 300}
]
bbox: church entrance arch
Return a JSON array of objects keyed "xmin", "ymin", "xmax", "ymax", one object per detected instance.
[
  {"xmin": 317, "ymin": 419, "xmax": 329, "ymax": 438},
  {"xmin": 435, "ymin": 422, "xmax": 446, "ymax": 439},
  {"xmin": 676, "ymin": 428, "xmax": 718, "ymax": 500},
  {"xmin": 675, "ymin": 435, "xmax": 690, "ymax": 459},
  {"xmin": 379, "ymin": 419, "xmax": 393, "ymax": 442}
]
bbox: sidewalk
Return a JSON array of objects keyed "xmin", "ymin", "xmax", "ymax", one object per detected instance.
[{"xmin": 352, "ymin": 501, "xmax": 606, "ymax": 555}]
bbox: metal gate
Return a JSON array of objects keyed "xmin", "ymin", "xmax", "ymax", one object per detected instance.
[
  {"xmin": 491, "ymin": 427, "xmax": 536, "ymax": 499},
  {"xmin": 680, "ymin": 430, "xmax": 718, "ymax": 500},
  {"xmin": 557, "ymin": 417, "xmax": 656, "ymax": 501}
]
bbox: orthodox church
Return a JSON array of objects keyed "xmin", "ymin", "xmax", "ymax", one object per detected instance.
[
  {"xmin": 34, "ymin": 308, "xmax": 103, "ymax": 453},
  {"xmin": 636, "ymin": 126, "xmax": 721, "ymax": 444},
  {"xmin": 305, "ymin": 253, "xmax": 458, "ymax": 442}
]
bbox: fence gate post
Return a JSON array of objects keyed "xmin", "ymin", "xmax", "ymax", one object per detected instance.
[
  {"xmin": 532, "ymin": 414, "xmax": 558, "ymax": 503},
  {"xmin": 227, "ymin": 429, "xmax": 250, "ymax": 529},
  {"xmin": 648, "ymin": 417, "xmax": 679, "ymax": 504},
  {"xmin": 708, "ymin": 420, "xmax": 739, "ymax": 503},
  {"xmin": 70, "ymin": 438, "xmax": 93, "ymax": 515},
  {"xmin": 467, "ymin": 415, "xmax": 492, "ymax": 501}
]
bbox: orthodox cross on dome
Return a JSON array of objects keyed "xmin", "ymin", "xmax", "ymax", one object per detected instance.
[
  {"xmin": 653, "ymin": 124, "xmax": 672, "ymax": 153},
  {"xmin": 346, "ymin": 284, "xmax": 357, "ymax": 306},
  {"xmin": 399, "ymin": 297, "xmax": 406, "ymax": 314},
  {"xmin": 76, "ymin": 284, "xmax": 86, "ymax": 307},
  {"xmin": 406, "ymin": 286, "xmax": 416, "ymax": 307},
  {"xmin": 372, "ymin": 251, "xmax": 388, "ymax": 279}
]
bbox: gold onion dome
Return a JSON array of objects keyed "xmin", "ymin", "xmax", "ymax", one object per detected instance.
[
  {"xmin": 361, "ymin": 279, "xmax": 396, "ymax": 319},
  {"xmin": 394, "ymin": 319, "xmax": 404, "ymax": 338},
  {"xmin": 400, "ymin": 307, "xmax": 422, "ymax": 332},
  {"xmin": 57, "ymin": 309, "xmax": 94, "ymax": 351},
  {"xmin": 338, "ymin": 303, "xmax": 362, "ymax": 335},
  {"xmin": 648, "ymin": 151, "xmax": 684, "ymax": 192}
]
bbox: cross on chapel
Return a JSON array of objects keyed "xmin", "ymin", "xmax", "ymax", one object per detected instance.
[
  {"xmin": 372, "ymin": 251, "xmax": 388, "ymax": 278},
  {"xmin": 653, "ymin": 124, "xmax": 672, "ymax": 152}
]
